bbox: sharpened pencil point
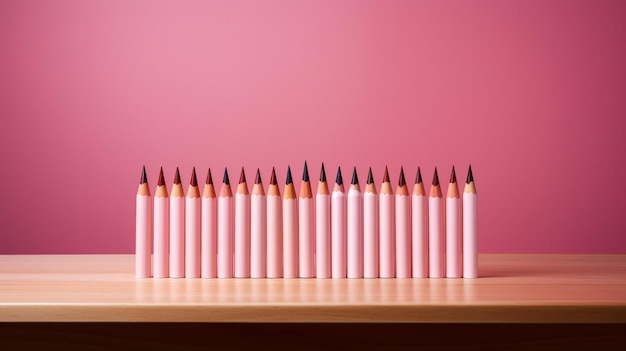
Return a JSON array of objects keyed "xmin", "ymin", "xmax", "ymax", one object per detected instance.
[
  {"xmin": 351, "ymin": 167, "xmax": 359, "ymax": 185},
  {"xmin": 450, "ymin": 166, "xmax": 457, "ymax": 183},
  {"xmin": 255, "ymin": 168, "xmax": 262, "ymax": 184},
  {"xmin": 320, "ymin": 163, "xmax": 327, "ymax": 182},
  {"xmin": 383, "ymin": 166, "xmax": 390, "ymax": 183},
  {"xmin": 270, "ymin": 167, "xmax": 277, "ymax": 185},
  {"xmin": 140, "ymin": 166, "xmax": 148, "ymax": 184},
  {"xmin": 416, "ymin": 167, "xmax": 423, "ymax": 184},
  {"xmin": 239, "ymin": 167, "xmax": 246, "ymax": 184},
  {"xmin": 367, "ymin": 167, "xmax": 374, "ymax": 184},
  {"xmin": 399, "ymin": 167, "xmax": 406, "ymax": 187},
  {"xmin": 466, "ymin": 164, "xmax": 474, "ymax": 184},
  {"xmin": 223, "ymin": 168, "xmax": 230, "ymax": 185},
  {"xmin": 336, "ymin": 167, "xmax": 343, "ymax": 185},
  {"xmin": 206, "ymin": 168, "xmax": 213, "ymax": 185},
  {"xmin": 432, "ymin": 167, "xmax": 440, "ymax": 186},
  {"xmin": 302, "ymin": 161, "xmax": 310, "ymax": 182},
  {"xmin": 174, "ymin": 167, "xmax": 181, "ymax": 184},
  {"xmin": 286, "ymin": 166, "xmax": 293, "ymax": 184},
  {"xmin": 158, "ymin": 167, "xmax": 165, "ymax": 186},
  {"xmin": 190, "ymin": 167, "xmax": 198, "ymax": 186}
]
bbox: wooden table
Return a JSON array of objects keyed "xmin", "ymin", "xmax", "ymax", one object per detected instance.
[{"xmin": 1, "ymin": 254, "xmax": 625, "ymax": 349}]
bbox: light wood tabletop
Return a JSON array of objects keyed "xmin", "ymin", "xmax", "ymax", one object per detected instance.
[{"xmin": 0, "ymin": 254, "xmax": 624, "ymax": 323}]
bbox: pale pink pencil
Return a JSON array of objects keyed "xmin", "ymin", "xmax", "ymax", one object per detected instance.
[
  {"xmin": 153, "ymin": 168, "xmax": 169, "ymax": 278},
  {"xmin": 363, "ymin": 168, "xmax": 378, "ymax": 278},
  {"xmin": 170, "ymin": 167, "xmax": 185, "ymax": 278},
  {"xmin": 266, "ymin": 168, "xmax": 283, "ymax": 278},
  {"xmin": 218, "ymin": 168, "xmax": 234, "ymax": 278},
  {"xmin": 250, "ymin": 169, "xmax": 267, "ymax": 278},
  {"xmin": 201, "ymin": 169, "xmax": 217, "ymax": 278},
  {"xmin": 395, "ymin": 167, "xmax": 411, "ymax": 278},
  {"xmin": 429, "ymin": 168, "xmax": 445, "ymax": 278},
  {"xmin": 185, "ymin": 167, "xmax": 201, "ymax": 278},
  {"xmin": 235, "ymin": 168, "xmax": 250, "ymax": 278},
  {"xmin": 299, "ymin": 162, "xmax": 314, "ymax": 278},
  {"xmin": 283, "ymin": 166, "xmax": 298, "ymax": 278},
  {"xmin": 379, "ymin": 166, "xmax": 395, "ymax": 278},
  {"xmin": 315, "ymin": 163, "xmax": 331, "ymax": 278},
  {"xmin": 411, "ymin": 167, "xmax": 428, "ymax": 278},
  {"xmin": 136, "ymin": 166, "xmax": 151, "ymax": 278},
  {"xmin": 463, "ymin": 165, "xmax": 478, "ymax": 278},
  {"xmin": 446, "ymin": 166, "xmax": 462, "ymax": 278},
  {"xmin": 347, "ymin": 167, "xmax": 363, "ymax": 278},
  {"xmin": 331, "ymin": 167, "xmax": 347, "ymax": 278}
]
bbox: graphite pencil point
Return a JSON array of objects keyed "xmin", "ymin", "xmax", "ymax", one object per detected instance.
[
  {"xmin": 286, "ymin": 166, "xmax": 293, "ymax": 184},
  {"xmin": 450, "ymin": 166, "xmax": 457, "ymax": 183},
  {"xmin": 223, "ymin": 168, "xmax": 230, "ymax": 185},
  {"xmin": 140, "ymin": 165, "xmax": 148, "ymax": 184},
  {"xmin": 383, "ymin": 166, "xmax": 390, "ymax": 183},
  {"xmin": 270, "ymin": 167, "xmax": 277, "ymax": 185},
  {"xmin": 320, "ymin": 163, "xmax": 327, "ymax": 182},
  {"xmin": 174, "ymin": 167, "xmax": 181, "ymax": 184},
  {"xmin": 255, "ymin": 168, "xmax": 262, "ymax": 184},
  {"xmin": 303, "ymin": 161, "xmax": 310, "ymax": 182},
  {"xmin": 367, "ymin": 167, "xmax": 374, "ymax": 184},
  {"xmin": 336, "ymin": 166, "xmax": 343, "ymax": 185},
  {"xmin": 190, "ymin": 167, "xmax": 198, "ymax": 186},
  {"xmin": 206, "ymin": 168, "xmax": 213, "ymax": 185},
  {"xmin": 466, "ymin": 164, "xmax": 474, "ymax": 184},
  {"xmin": 351, "ymin": 167, "xmax": 359, "ymax": 185},
  {"xmin": 398, "ymin": 167, "xmax": 406, "ymax": 187},
  {"xmin": 239, "ymin": 167, "xmax": 246, "ymax": 184},
  {"xmin": 432, "ymin": 167, "xmax": 440, "ymax": 186},
  {"xmin": 158, "ymin": 167, "xmax": 165, "ymax": 186},
  {"xmin": 416, "ymin": 167, "xmax": 423, "ymax": 184}
]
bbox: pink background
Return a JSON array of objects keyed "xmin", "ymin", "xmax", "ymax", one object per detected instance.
[{"xmin": 1, "ymin": 0, "xmax": 625, "ymax": 254}]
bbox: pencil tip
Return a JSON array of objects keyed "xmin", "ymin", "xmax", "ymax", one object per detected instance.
[
  {"xmin": 466, "ymin": 164, "xmax": 474, "ymax": 184},
  {"xmin": 174, "ymin": 167, "xmax": 181, "ymax": 184},
  {"xmin": 302, "ymin": 161, "xmax": 310, "ymax": 182},
  {"xmin": 450, "ymin": 166, "xmax": 457, "ymax": 183},
  {"xmin": 383, "ymin": 166, "xmax": 390, "ymax": 183},
  {"xmin": 190, "ymin": 167, "xmax": 198, "ymax": 186},
  {"xmin": 140, "ymin": 165, "xmax": 148, "ymax": 184},
  {"xmin": 239, "ymin": 167, "xmax": 246, "ymax": 184},
  {"xmin": 367, "ymin": 167, "xmax": 374, "ymax": 184},
  {"xmin": 320, "ymin": 163, "xmax": 327, "ymax": 182},
  {"xmin": 270, "ymin": 167, "xmax": 277, "ymax": 185},
  {"xmin": 336, "ymin": 166, "xmax": 343, "ymax": 185},
  {"xmin": 416, "ymin": 167, "xmax": 422, "ymax": 184},
  {"xmin": 206, "ymin": 168, "xmax": 213, "ymax": 185},
  {"xmin": 255, "ymin": 168, "xmax": 262, "ymax": 184},
  {"xmin": 351, "ymin": 167, "xmax": 359, "ymax": 185},
  {"xmin": 399, "ymin": 166, "xmax": 406, "ymax": 186},
  {"xmin": 223, "ymin": 168, "xmax": 230, "ymax": 185},
  {"xmin": 432, "ymin": 167, "xmax": 440, "ymax": 186},
  {"xmin": 286, "ymin": 166, "xmax": 293, "ymax": 184},
  {"xmin": 158, "ymin": 167, "xmax": 165, "ymax": 186}
]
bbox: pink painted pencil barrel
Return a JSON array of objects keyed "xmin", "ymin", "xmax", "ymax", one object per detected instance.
[
  {"xmin": 446, "ymin": 167, "xmax": 462, "ymax": 278},
  {"xmin": 185, "ymin": 168, "xmax": 201, "ymax": 278},
  {"xmin": 250, "ymin": 169, "xmax": 267, "ymax": 278},
  {"xmin": 201, "ymin": 169, "xmax": 217, "ymax": 278},
  {"xmin": 235, "ymin": 168, "xmax": 250, "ymax": 278},
  {"xmin": 135, "ymin": 166, "xmax": 151, "ymax": 278}
]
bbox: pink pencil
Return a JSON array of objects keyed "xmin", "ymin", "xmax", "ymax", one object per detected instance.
[
  {"xmin": 331, "ymin": 167, "xmax": 347, "ymax": 278},
  {"xmin": 217, "ymin": 168, "xmax": 234, "ymax": 278},
  {"xmin": 363, "ymin": 168, "xmax": 379, "ymax": 278},
  {"xmin": 299, "ymin": 162, "xmax": 314, "ymax": 278},
  {"xmin": 169, "ymin": 167, "xmax": 185, "ymax": 278},
  {"xmin": 283, "ymin": 166, "xmax": 299, "ymax": 278},
  {"xmin": 235, "ymin": 168, "xmax": 250, "ymax": 278},
  {"xmin": 429, "ymin": 168, "xmax": 445, "ymax": 278},
  {"xmin": 315, "ymin": 164, "xmax": 331, "ymax": 278},
  {"xmin": 185, "ymin": 167, "xmax": 201, "ymax": 278},
  {"xmin": 446, "ymin": 166, "xmax": 462, "ymax": 278},
  {"xmin": 395, "ymin": 167, "xmax": 411, "ymax": 278},
  {"xmin": 135, "ymin": 166, "xmax": 152, "ymax": 278},
  {"xmin": 153, "ymin": 168, "xmax": 169, "ymax": 278},
  {"xmin": 379, "ymin": 167, "xmax": 395, "ymax": 278},
  {"xmin": 463, "ymin": 165, "xmax": 478, "ymax": 278},
  {"xmin": 250, "ymin": 169, "xmax": 267, "ymax": 278},
  {"xmin": 411, "ymin": 167, "xmax": 428, "ymax": 278},
  {"xmin": 347, "ymin": 167, "xmax": 363, "ymax": 278},
  {"xmin": 266, "ymin": 168, "xmax": 283, "ymax": 278},
  {"xmin": 201, "ymin": 169, "xmax": 217, "ymax": 278}
]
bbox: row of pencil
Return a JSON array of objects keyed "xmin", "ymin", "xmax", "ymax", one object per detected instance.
[{"xmin": 135, "ymin": 163, "xmax": 478, "ymax": 279}]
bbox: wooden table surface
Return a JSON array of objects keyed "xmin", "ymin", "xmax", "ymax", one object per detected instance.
[{"xmin": 0, "ymin": 254, "xmax": 625, "ymax": 323}]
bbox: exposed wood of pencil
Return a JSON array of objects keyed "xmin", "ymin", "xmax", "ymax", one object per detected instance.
[
  {"xmin": 396, "ymin": 167, "xmax": 408, "ymax": 196},
  {"xmin": 430, "ymin": 168, "xmax": 442, "ymax": 198},
  {"xmin": 156, "ymin": 168, "xmax": 168, "ymax": 198},
  {"xmin": 268, "ymin": 168, "xmax": 281, "ymax": 197},
  {"xmin": 237, "ymin": 169, "xmax": 249, "ymax": 195},
  {"xmin": 252, "ymin": 169, "xmax": 265, "ymax": 196},
  {"xmin": 187, "ymin": 168, "xmax": 200, "ymax": 198}
]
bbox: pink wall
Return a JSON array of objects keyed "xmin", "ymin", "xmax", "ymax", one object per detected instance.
[{"xmin": 1, "ymin": 0, "xmax": 625, "ymax": 254}]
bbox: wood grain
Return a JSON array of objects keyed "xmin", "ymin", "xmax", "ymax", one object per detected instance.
[{"xmin": 0, "ymin": 254, "xmax": 625, "ymax": 323}]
